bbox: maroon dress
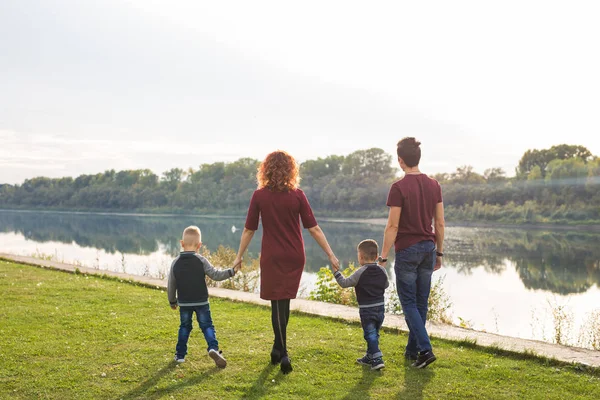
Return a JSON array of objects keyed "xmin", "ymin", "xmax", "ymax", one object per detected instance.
[{"xmin": 245, "ymin": 188, "xmax": 318, "ymax": 300}]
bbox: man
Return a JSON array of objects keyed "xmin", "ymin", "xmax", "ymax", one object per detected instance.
[{"xmin": 379, "ymin": 137, "xmax": 445, "ymax": 368}]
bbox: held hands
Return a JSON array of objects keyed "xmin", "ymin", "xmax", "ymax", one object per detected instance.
[
  {"xmin": 233, "ymin": 257, "xmax": 243, "ymax": 273},
  {"xmin": 329, "ymin": 254, "xmax": 340, "ymax": 272},
  {"xmin": 434, "ymin": 256, "xmax": 442, "ymax": 271},
  {"xmin": 170, "ymin": 304, "xmax": 178, "ymax": 310}
]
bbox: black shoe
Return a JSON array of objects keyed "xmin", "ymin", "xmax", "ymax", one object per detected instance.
[
  {"xmin": 371, "ymin": 357, "xmax": 385, "ymax": 371},
  {"xmin": 271, "ymin": 348, "xmax": 282, "ymax": 365},
  {"xmin": 404, "ymin": 352, "xmax": 418, "ymax": 362},
  {"xmin": 356, "ymin": 354, "xmax": 372, "ymax": 366},
  {"xmin": 411, "ymin": 351, "xmax": 436, "ymax": 369},
  {"xmin": 280, "ymin": 356, "xmax": 293, "ymax": 374}
]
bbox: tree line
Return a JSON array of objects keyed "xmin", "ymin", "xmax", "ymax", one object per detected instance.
[
  {"xmin": 1, "ymin": 145, "xmax": 599, "ymax": 223},
  {"xmin": 437, "ymin": 144, "xmax": 600, "ymax": 224}
]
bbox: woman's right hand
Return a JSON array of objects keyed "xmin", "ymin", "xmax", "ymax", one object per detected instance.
[
  {"xmin": 233, "ymin": 256, "xmax": 243, "ymax": 272},
  {"xmin": 328, "ymin": 254, "xmax": 340, "ymax": 272}
]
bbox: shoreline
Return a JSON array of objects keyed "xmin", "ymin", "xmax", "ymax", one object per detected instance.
[
  {"xmin": 2, "ymin": 208, "xmax": 600, "ymax": 231},
  {"xmin": 0, "ymin": 208, "xmax": 242, "ymax": 219},
  {"xmin": 322, "ymin": 217, "xmax": 600, "ymax": 231}
]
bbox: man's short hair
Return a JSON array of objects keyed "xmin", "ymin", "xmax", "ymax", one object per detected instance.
[
  {"xmin": 182, "ymin": 225, "xmax": 202, "ymax": 247},
  {"xmin": 397, "ymin": 137, "xmax": 422, "ymax": 168},
  {"xmin": 358, "ymin": 239, "xmax": 379, "ymax": 261}
]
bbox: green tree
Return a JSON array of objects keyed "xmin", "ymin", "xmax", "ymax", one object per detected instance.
[
  {"xmin": 484, "ymin": 168, "xmax": 506, "ymax": 183},
  {"xmin": 545, "ymin": 158, "xmax": 589, "ymax": 182},
  {"xmin": 301, "ymin": 155, "xmax": 344, "ymax": 180},
  {"xmin": 518, "ymin": 144, "xmax": 592, "ymax": 178},
  {"xmin": 451, "ymin": 166, "xmax": 486, "ymax": 184},
  {"xmin": 161, "ymin": 168, "xmax": 184, "ymax": 191},
  {"xmin": 527, "ymin": 166, "xmax": 543, "ymax": 181},
  {"xmin": 341, "ymin": 148, "xmax": 396, "ymax": 180}
]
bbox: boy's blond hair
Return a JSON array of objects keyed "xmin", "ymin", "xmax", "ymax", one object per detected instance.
[{"xmin": 182, "ymin": 226, "xmax": 202, "ymax": 247}]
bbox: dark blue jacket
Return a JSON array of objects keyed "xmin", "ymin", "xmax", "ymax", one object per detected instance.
[
  {"xmin": 167, "ymin": 251, "xmax": 235, "ymax": 307},
  {"xmin": 334, "ymin": 263, "xmax": 389, "ymax": 308}
]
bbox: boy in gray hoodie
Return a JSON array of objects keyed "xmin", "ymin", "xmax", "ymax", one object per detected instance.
[
  {"xmin": 167, "ymin": 225, "xmax": 241, "ymax": 367},
  {"xmin": 333, "ymin": 239, "xmax": 389, "ymax": 370}
]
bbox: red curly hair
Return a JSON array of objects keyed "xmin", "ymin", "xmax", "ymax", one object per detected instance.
[{"xmin": 257, "ymin": 150, "xmax": 300, "ymax": 192}]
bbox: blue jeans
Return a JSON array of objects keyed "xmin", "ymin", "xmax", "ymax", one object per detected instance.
[
  {"xmin": 359, "ymin": 305, "xmax": 385, "ymax": 359},
  {"xmin": 175, "ymin": 304, "xmax": 218, "ymax": 357},
  {"xmin": 395, "ymin": 240, "xmax": 436, "ymax": 355}
]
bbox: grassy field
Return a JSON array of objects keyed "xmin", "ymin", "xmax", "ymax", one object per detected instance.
[{"xmin": 1, "ymin": 261, "xmax": 599, "ymax": 400}]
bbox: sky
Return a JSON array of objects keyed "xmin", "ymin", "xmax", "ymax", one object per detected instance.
[{"xmin": 1, "ymin": 0, "xmax": 599, "ymax": 184}]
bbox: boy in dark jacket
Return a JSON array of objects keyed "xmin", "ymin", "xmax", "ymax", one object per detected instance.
[
  {"xmin": 167, "ymin": 226, "xmax": 241, "ymax": 367},
  {"xmin": 333, "ymin": 239, "xmax": 389, "ymax": 370}
]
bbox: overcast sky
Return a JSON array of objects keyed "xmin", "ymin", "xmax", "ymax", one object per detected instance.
[{"xmin": 1, "ymin": 0, "xmax": 599, "ymax": 184}]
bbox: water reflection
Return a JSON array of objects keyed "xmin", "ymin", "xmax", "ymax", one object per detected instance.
[
  {"xmin": 0, "ymin": 210, "xmax": 383, "ymax": 272},
  {"xmin": 1, "ymin": 211, "xmax": 599, "ymax": 294},
  {"xmin": 446, "ymin": 227, "xmax": 600, "ymax": 294}
]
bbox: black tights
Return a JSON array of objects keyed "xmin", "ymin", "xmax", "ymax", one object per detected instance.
[{"xmin": 271, "ymin": 299, "xmax": 291, "ymax": 355}]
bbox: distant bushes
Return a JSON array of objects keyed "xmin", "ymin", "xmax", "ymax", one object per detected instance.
[
  {"xmin": 445, "ymin": 201, "xmax": 600, "ymax": 225},
  {"xmin": 1, "ymin": 144, "xmax": 599, "ymax": 224}
]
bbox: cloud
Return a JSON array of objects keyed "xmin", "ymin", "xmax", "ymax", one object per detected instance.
[{"xmin": 0, "ymin": 130, "xmax": 264, "ymax": 183}]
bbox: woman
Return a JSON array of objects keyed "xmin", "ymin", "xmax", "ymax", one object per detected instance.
[
  {"xmin": 379, "ymin": 137, "xmax": 445, "ymax": 369},
  {"xmin": 234, "ymin": 150, "xmax": 339, "ymax": 374}
]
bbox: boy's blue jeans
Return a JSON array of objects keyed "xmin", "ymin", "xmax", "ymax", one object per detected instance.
[
  {"xmin": 176, "ymin": 304, "xmax": 218, "ymax": 357},
  {"xmin": 395, "ymin": 240, "xmax": 436, "ymax": 356},
  {"xmin": 359, "ymin": 305, "xmax": 385, "ymax": 359}
]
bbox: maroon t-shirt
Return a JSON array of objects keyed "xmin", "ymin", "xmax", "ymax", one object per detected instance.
[
  {"xmin": 386, "ymin": 174, "xmax": 442, "ymax": 252},
  {"xmin": 245, "ymin": 187, "xmax": 318, "ymax": 300}
]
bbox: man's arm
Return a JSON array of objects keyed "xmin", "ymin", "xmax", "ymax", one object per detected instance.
[
  {"xmin": 434, "ymin": 202, "xmax": 445, "ymax": 271},
  {"xmin": 167, "ymin": 262, "xmax": 177, "ymax": 308},
  {"xmin": 380, "ymin": 206, "xmax": 401, "ymax": 267},
  {"xmin": 334, "ymin": 266, "xmax": 367, "ymax": 288},
  {"xmin": 200, "ymin": 256, "xmax": 236, "ymax": 281}
]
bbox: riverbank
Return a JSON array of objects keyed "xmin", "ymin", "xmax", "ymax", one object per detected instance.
[
  {"xmin": 1, "ymin": 259, "xmax": 599, "ymax": 399},
  {"xmin": 325, "ymin": 217, "xmax": 600, "ymax": 232}
]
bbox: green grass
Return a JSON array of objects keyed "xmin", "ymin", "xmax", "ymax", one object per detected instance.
[{"xmin": 1, "ymin": 262, "xmax": 599, "ymax": 400}]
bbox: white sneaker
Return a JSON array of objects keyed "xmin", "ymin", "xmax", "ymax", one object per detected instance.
[
  {"xmin": 208, "ymin": 349, "xmax": 227, "ymax": 368},
  {"xmin": 174, "ymin": 355, "xmax": 185, "ymax": 363}
]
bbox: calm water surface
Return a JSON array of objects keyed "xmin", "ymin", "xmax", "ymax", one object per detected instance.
[{"xmin": 1, "ymin": 210, "xmax": 599, "ymax": 346}]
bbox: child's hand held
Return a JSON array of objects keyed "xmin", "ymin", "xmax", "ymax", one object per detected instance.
[
  {"xmin": 329, "ymin": 254, "xmax": 340, "ymax": 272},
  {"xmin": 233, "ymin": 258, "xmax": 243, "ymax": 273}
]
